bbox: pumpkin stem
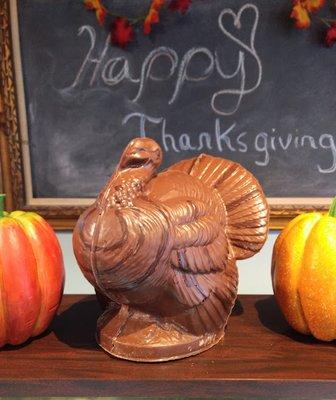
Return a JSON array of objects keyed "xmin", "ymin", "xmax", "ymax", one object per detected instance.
[
  {"xmin": 0, "ymin": 194, "xmax": 5, "ymax": 218},
  {"xmin": 329, "ymin": 197, "xmax": 336, "ymax": 217}
]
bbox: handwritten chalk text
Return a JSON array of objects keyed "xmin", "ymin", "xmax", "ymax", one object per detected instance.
[
  {"xmin": 123, "ymin": 112, "xmax": 336, "ymax": 173},
  {"xmin": 67, "ymin": 4, "xmax": 262, "ymax": 116}
]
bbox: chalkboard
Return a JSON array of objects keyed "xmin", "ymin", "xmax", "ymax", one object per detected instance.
[{"xmin": 3, "ymin": 0, "xmax": 336, "ymax": 219}]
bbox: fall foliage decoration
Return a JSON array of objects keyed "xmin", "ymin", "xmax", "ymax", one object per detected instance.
[
  {"xmin": 84, "ymin": 0, "xmax": 107, "ymax": 26},
  {"xmin": 144, "ymin": 0, "xmax": 165, "ymax": 34},
  {"xmin": 169, "ymin": 0, "xmax": 192, "ymax": 14},
  {"xmin": 111, "ymin": 17, "xmax": 134, "ymax": 48},
  {"xmin": 289, "ymin": 0, "xmax": 336, "ymax": 47},
  {"xmin": 84, "ymin": 0, "xmax": 193, "ymax": 48},
  {"xmin": 325, "ymin": 22, "xmax": 336, "ymax": 46},
  {"xmin": 290, "ymin": 1, "xmax": 314, "ymax": 28}
]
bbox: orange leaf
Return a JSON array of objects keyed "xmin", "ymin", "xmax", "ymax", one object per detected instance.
[
  {"xmin": 290, "ymin": 2, "xmax": 311, "ymax": 29},
  {"xmin": 96, "ymin": 7, "xmax": 107, "ymax": 25},
  {"xmin": 152, "ymin": 0, "xmax": 165, "ymax": 11},
  {"xmin": 84, "ymin": 0, "xmax": 107, "ymax": 26},
  {"xmin": 83, "ymin": 0, "xmax": 96, "ymax": 10},
  {"xmin": 144, "ymin": 8, "xmax": 160, "ymax": 34},
  {"xmin": 302, "ymin": 0, "xmax": 326, "ymax": 13},
  {"xmin": 143, "ymin": 0, "xmax": 165, "ymax": 34}
]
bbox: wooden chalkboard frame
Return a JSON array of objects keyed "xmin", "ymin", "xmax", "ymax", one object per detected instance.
[{"xmin": 0, "ymin": 0, "xmax": 332, "ymax": 230}]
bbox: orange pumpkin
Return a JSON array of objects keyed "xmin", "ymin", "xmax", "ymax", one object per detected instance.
[
  {"xmin": 272, "ymin": 199, "xmax": 336, "ymax": 341},
  {"xmin": 0, "ymin": 195, "xmax": 64, "ymax": 347}
]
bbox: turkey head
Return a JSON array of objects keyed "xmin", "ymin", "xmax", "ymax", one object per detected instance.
[
  {"xmin": 73, "ymin": 137, "xmax": 269, "ymax": 362},
  {"xmin": 73, "ymin": 138, "xmax": 172, "ymax": 305}
]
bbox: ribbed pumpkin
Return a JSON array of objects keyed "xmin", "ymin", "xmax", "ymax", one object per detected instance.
[
  {"xmin": 272, "ymin": 199, "xmax": 336, "ymax": 341},
  {"xmin": 0, "ymin": 195, "xmax": 64, "ymax": 347}
]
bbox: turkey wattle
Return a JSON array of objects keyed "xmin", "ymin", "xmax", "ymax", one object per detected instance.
[{"xmin": 73, "ymin": 137, "xmax": 269, "ymax": 362}]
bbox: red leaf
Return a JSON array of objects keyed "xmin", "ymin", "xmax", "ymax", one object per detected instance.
[
  {"xmin": 152, "ymin": 0, "xmax": 165, "ymax": 11},
  {"xmin": 325, "ymin": 23, "xmax": 336, "ymax": 47},
  {"xmin": 302, "ymin": 0, "xmax": 325, "ymax": 13},
  {"xmin": 111, "ymin": 18, "xmax": 134, "ymax": 48},
  {"xmin": 169, "ymin": 0, "xmax": 192, "ymax": 14}
]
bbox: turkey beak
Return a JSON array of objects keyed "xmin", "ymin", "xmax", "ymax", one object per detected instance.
[{"xmin": 151, "ymin": 148, "xmax": 162, "ymax": 167}]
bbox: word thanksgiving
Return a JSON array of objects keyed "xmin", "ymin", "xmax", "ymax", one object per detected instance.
[{"xmin": 123, "ymin": 112, "xmax": 336, "ymax": 174}]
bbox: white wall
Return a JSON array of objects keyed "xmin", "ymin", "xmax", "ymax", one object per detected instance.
[{"xmin": 58, "ymin": 230, "xmax": 279, "ymax": 295}]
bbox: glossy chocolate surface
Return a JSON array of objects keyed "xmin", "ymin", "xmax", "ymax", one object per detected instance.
[{"xmin": 73, "ymin": 138, "xmax": 269, "ymax": 362}]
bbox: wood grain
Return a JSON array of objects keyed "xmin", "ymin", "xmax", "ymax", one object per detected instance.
[{"xmin": 1, "ymin": 295, "xmax": 336, "ymax": 398}]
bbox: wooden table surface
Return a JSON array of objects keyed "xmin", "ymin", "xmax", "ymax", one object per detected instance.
[{"xmin": 2, "ymin": 294, "xmax": 336, "ymax": 398}]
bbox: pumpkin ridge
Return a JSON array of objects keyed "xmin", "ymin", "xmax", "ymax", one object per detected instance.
[
  {"xmin": 296, "ymin": 281, "xmax": 311, "ymax": 336},
  {"xmin": 12, "ymin": 214, "xmax": 45, "ymax": 336},
  {"xmin": 299, "ymin": 216, "xmax": 336, "ymax": 340},
  {"xmin": 13, "ymin": 213, "xmax": 64, "ymax": 337},
  {"xmin": 298, "ymin": 214, "xmax": 324, "ymax": 336},
  {"xmin": 273, "ymin": 213, "xmax": 321, "ymax": 335},
  {"xmin": 271, "ymin": 213, "xmax": 317, "ymax": 288},
  {"xmin": 0, "ymin": 243, "xmax": 8, "ymax": 346},
  {"xmin": 0, "ymin": 216, "xmax": 15, "ymax": 346},
  {"xmin": 0, "ymin": 219, "xmax": 41, "ymax": 344}
]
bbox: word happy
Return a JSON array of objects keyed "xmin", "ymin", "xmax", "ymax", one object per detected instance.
[{"xmin": 69, "ymin": 4, "xmax": 262, "ymax": 116}]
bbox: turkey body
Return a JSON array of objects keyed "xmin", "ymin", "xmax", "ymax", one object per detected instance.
[{"xmin": 73, "ymin": 138, "xmax": 269, "ymax": 360}]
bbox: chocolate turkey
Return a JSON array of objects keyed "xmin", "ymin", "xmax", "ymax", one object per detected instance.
[{"xmin": 73, "ymin": 137, "xmax": 269, "ymax": 362}]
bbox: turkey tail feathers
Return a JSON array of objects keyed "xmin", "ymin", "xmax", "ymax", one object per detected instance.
[{"xmin": 169, "ymin": 154, "xmax": 269, "ymax": 260}]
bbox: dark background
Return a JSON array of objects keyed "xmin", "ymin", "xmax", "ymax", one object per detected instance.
[{"xmin": 18, "ymin": 0, "xmax": 336, "ymax": 198}]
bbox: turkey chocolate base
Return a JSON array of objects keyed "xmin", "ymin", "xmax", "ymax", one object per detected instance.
[
  {"xmin": 97, "ymin": 304, "xmax": 224, "ymax": 362},
  {"xmin": 73, "ymin": 138, "xmax": 269, "ymax": 362}
]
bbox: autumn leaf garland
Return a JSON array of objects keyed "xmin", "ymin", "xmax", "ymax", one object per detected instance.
[
  {"xmin": 169, "ymin": 0, "xmax": 193, "ymax": 13},
  {"xmin": 84, "ymin": 0, "xmax": 107, "ymax": 25},
  {"xmin": 144, "ymin": 0, "xmax": 165, "ymax": 34},
  {"xmin": 290, "ymin": 0, "xmax": 325, "ymax": 28},
  {"xmin": 290, "ymin": 0, "xmax": 336, "ymax": 46},
  {"xmin": 111, "ymin": 17, "xmax": 134, "ymax": 48},
  {"xmin": 325, "ymin": 22, "xmax": 336, "ymax": 46},
  {"xmin": 85, "ymin": 0, "xmax": 336, "ymax": 48},
  {"xmin": 84, "ymin": 0, "xmax": 192, "ymax": 48}
]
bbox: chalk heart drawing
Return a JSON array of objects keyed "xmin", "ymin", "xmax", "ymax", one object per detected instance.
[
  {"xmin": 219, "ymin": 3, "xmax": 259, "ymax": 56},
  {"xmin": 211, "ymin": 3, "xmax": 261, "ymax": 116}
]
